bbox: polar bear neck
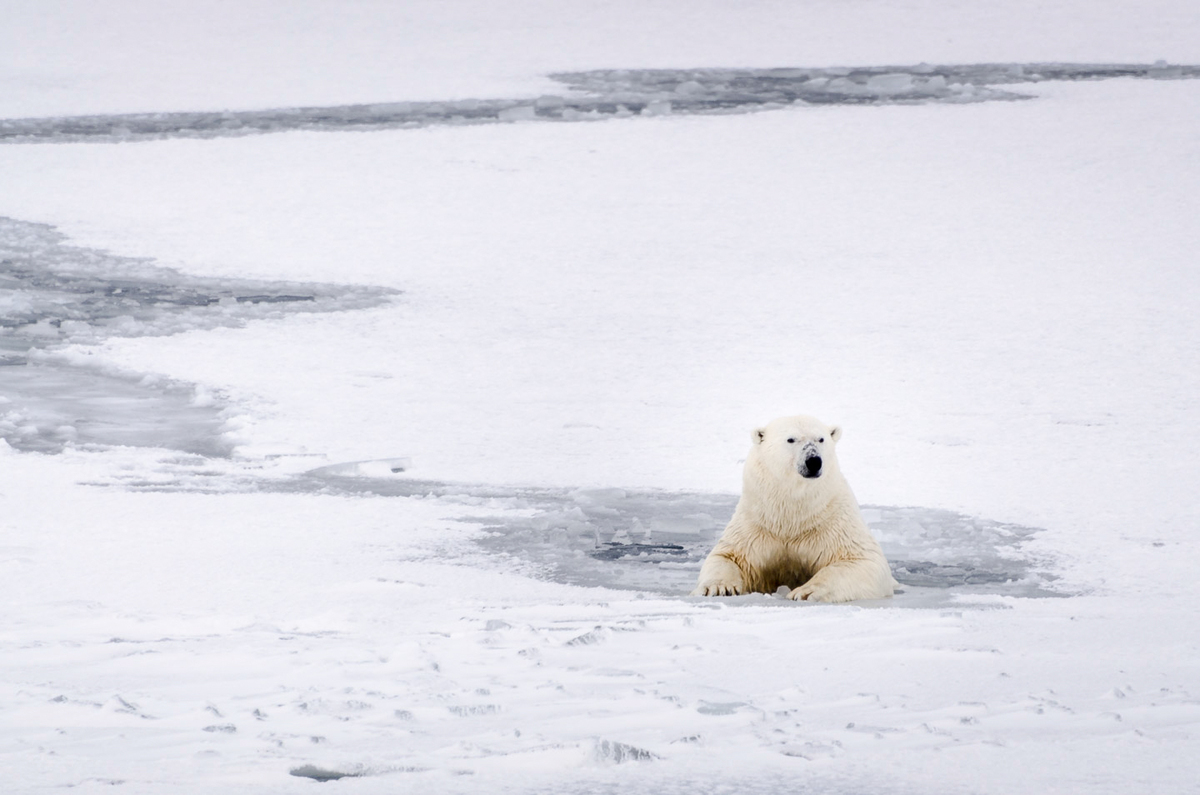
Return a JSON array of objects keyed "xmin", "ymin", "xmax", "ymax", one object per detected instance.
[{"xmin": 738, "ymin": 455, "xmax": 844, "ymax": 535}]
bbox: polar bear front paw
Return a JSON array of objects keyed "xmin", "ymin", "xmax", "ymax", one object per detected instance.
[
  {"xmin": 788, "ymin": 582, "xmax": 835, "ymax": 603},
  {"xmin": 691, "ymin": 580, "xmax": 744, "ymax": 597}
]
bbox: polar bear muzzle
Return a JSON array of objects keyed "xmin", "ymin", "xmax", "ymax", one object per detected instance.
[{"xmin": 800, "ymin": 454, "xmax": 822, "ymax": 479}]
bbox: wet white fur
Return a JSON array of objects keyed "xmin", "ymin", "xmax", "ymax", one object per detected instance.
[{"xmin": 692, "ymin": 415, "xmax": 896, "ymax": 603}]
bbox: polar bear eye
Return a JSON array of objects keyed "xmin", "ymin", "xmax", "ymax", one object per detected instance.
[
  {"xmin": 787, "ymin": 438, "xmax": 795, "ymax": 444},
  {"xmin": 819, "ymin": 437, "xmax": 825, "ymax": 443}
]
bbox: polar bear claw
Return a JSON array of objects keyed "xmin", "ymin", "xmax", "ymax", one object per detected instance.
[{"xmin": 692, "ymin": 580, "xmax": 744, "ymax": 597}]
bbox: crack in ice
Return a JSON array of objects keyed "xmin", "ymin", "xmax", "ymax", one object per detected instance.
[{"xmin": 1, "ymin": 62, "xmax": 1196, "ymax": 143}]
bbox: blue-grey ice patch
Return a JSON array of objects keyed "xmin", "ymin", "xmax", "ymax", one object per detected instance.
[
  {"xmin": 292, "ymin": 467, "xmax": 1062, "ymax": 606},
  {"xmin": 2, "ymin": 62, "xmax": 1195, "ymax": 143},
  {"xmin": 0, "ymin": 216, "xmax": 396, "ymax": 454}
]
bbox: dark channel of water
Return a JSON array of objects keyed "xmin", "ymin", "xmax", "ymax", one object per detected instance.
[
  {"xmin": 0, "ymin": 216, "xmax": 395, "ymax": 454},
  {"xmin": 1, "ymin": 62, "xmax": 1196, "ymax": 143}
]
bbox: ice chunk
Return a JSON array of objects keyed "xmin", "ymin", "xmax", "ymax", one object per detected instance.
[
  {"xmin": 867, "ymin": 73, "xmax": 916, "ymax": 95},
  {"xmin": 827, "ymin": 77, "xmax": 866, "ymax": 94},
  {"xmin": 674, "ymin": 80, "xmax": 705, "ymax": 95},
  {"xmin": 497, "ymin": 105, "xmax": 536, "ymax": 122}
]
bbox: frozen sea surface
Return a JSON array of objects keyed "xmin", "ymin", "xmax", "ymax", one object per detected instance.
[
  {"xmin": 1, "ymin": 62, "xmax": 1196, "ymax": 143},
  {"xmin": 3, "ymin": 61, "xmax": 1199, "ymax": 793}
]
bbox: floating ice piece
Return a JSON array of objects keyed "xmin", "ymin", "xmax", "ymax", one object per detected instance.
[
  {"xmin": 827, "ymin": 77, "xmax": 865, "ymax": 94},
  {"xmin": 497, "ymin": 105, "xmax": 536, "ymax": 122},
  {"xmin": 867, "ymin": 73, "xmax": 916, "ymax": 94},
  {"xmin": 307, "ymin": 457, "xmax": 414, "ymax": 478},
  {"xmin": 560, "ymin": 107, "xmax": 599, "ymax": 121}
]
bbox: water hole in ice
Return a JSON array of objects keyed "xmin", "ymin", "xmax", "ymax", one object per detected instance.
[
  {"xmin": 2, "ymin": 62, "xmax": 1196, "ymax": 143},
  {"xmin": 0, "ymin": 216, "xmax": 396, "ymax": 454},
  {"xmin": 290, "ymin": 463, "xmax": 1063, "ymax": 608}
]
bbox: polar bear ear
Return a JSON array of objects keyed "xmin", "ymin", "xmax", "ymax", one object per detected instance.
[
  {"xmin": 829, "ymin": 425, "xmax": 842, "ymax": 442},
  {"xmin": 753, "ymin": 428, "xmax": 766, "ymax": 445}
]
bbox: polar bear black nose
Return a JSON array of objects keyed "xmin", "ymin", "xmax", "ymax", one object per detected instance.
[{"xmin": 804, "ymin": 455, "xmax": 822, "ymax": 477}]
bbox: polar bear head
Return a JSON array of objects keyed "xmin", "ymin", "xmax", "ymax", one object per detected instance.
[{"xmin": 750, "ymin": 414, "xmax": 843, "ymax": 483}]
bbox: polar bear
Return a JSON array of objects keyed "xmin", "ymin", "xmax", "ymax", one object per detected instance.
[{"xmin": 691, "ymin": 414, "xmax": 896, "ymax": 603}]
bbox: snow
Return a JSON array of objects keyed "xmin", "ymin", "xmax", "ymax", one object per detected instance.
[{"xmin": 3, "ymin": 2, "xmax": 1200, "ymax": 792}]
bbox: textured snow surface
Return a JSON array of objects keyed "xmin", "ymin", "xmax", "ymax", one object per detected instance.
[{"xmin": 3, "ymin": 2, "xmax": 1200, "ymax": 792}]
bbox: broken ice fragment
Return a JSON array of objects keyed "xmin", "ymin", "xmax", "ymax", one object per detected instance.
[{"xmin": 497, "ymin": 105, "xmax": 537, "ymax": 122}]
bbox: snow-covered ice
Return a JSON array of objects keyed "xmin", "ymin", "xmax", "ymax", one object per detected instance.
[{"xmin": 3, "ymin": 1, "xmax": 1200, "ymax": 792}]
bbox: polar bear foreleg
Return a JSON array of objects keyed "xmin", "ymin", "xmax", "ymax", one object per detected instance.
[
  {"xmin": 787, "ymin": 557, "xmax": 894, "ymax": 603},
  {"xmin": 691, "ymin": 548, "xmax": 749, "ymax": 596}
]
